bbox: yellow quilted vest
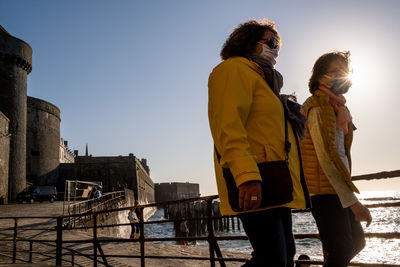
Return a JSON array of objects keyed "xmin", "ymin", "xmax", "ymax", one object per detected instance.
[{"xmin": 301, "ymin": 90, "xmax": 359, "ymax": 195}]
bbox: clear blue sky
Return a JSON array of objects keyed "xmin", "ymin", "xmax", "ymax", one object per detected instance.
[{"xmin": 1, "ymin": 0, "xmax": 399, "ymax": 195}]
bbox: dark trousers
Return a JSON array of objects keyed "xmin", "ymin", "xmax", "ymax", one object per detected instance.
[
  {"xmin": 238, "ymin": 207, "xmax": 295, "ymax": 267},
  {"xmin": 130, "ymin": 223, "xmax": 139, "ymax": 234},
  {"xmin": 311, "ymin": 194, "xmax": 365, "ymax": 267}
]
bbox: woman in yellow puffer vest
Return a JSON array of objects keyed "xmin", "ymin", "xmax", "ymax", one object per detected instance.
[
  {"xmin": 301, "ymin": 51, "xmax": 372, "ymax": 267},
  {"xmin": 208, "ymin": 19, "xmax": 309, "ymax": 267}
]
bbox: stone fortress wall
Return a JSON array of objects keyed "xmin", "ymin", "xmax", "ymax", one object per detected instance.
[
  {"xmin": 0, "ymin": 25, "xmax": 32, "ymax": 202},
  {"xmin": 0, "ymin": 25, "xmax": 156, "ymax": 204},
  {"xmin": 0, "ymin": 25, "xmax": 199, "ymax": 206},
  {"xmin": 154, "ymin": 182, "xmax": 200, "ymax": 203},
  {"xmin": 27, "ymin": 96, "xmax": 61, "ymax": 185},
  {"xmin": 56, "ymin": 154, "xmax": 155, "ymax": 204},
  {"xmin": 0, "ymin": 112, "xmax": 10, "ymax": 204}
]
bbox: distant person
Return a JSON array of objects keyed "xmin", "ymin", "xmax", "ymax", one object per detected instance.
[
  {"xmin": 94, "ymin": 188, "xmax": 102, "ymax": 198},
  {"xmin": 180, "ymin": 219, "xmax": 189, "ymax": 246},
  {"xmin": 208, "ymin": 19, "xmax": 310, "ymax": 266},
  {"xmin": 88, "ymin": 186, "xmax": 96, "ymax": 199},
  {"xmin": 301, "ymin": 51, "xmax": 372, "ymax": 266},
  {"xmin": 295, "ymin": 254, "xmax": 310, "ymax": 267},
  {"xmin": 133, "ymin": 200, "xmax": 141, "ymax": 238},
  {"xmin": 128, "ymin": 207, "xmax": 139, "ymax": 239},
  {"xmin": 87, "ymin": 186, "xmax": 97, "ymax": 210}
]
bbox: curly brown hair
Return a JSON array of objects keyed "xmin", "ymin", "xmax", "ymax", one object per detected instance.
[
  {"xmin": 308, "ymin": 51, "xmax": 351, "ymax": 94},
  {"xmin": 220, "ymin": 19, "xmax": 281, "ymax": 60}
]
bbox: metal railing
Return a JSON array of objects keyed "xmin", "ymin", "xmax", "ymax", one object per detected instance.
[
  {"xmin": 0, "ymin": 196, "xmax": 399, "ymax": 267},
  {"xmin": 64, "ymin": 191, "xmax": 124, "ymax": 229},
  {"xmin": 0, "ymin": 170, "xmax": 400, "ymax": 267}
]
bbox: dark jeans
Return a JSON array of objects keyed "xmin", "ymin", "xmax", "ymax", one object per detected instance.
[
  {"xmin": 238, "ymin": 207, "xmax": 295, "ymax": 267},
  {"xmin": 311, "ymin": 194, "xmax": 365, "ymax": 267},
  {"xmin": 131, "ymin": 223, "xmax": 139, "ymax": 234}
]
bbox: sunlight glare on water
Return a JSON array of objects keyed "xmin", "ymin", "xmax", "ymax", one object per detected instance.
[{"xmin": 146, "ymin": 191, "xmax": 400, "ymax": 265}]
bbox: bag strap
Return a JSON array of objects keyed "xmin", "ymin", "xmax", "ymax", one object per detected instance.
[{"xmin": 283, "ymin": 104, "xmax": 291, "ymax": 163}]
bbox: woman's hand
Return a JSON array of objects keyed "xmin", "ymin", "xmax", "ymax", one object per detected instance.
[
  {"xmin": 238, "ymin": 181, "xmax": 262, "ymax": 210},
  {"xmin": 350, "ymin": 201, "xmax": 372, "ymax": 227}
]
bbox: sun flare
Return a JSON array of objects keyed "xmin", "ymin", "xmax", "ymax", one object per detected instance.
[{"xmin": 348, "ymin": 53, "xmax": 376, "ymax": 89}]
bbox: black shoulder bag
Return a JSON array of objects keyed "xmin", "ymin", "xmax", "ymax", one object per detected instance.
[{"xmin": 215, "ymin": 109, "xmax": 294, "ymax": 212}]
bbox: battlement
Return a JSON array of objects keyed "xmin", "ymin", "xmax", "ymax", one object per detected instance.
[
  {"xmin": 0, "ymin": 24, "xmax": 32, "ymax": 74},
  {"xmin": 27, "ymin": 96, "xmax": 61, "ymax": 120}
]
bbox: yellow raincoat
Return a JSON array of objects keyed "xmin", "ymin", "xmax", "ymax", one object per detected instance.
[{"xmin": 208, "ymin": 56, "xmax": 307, "ymax": 215}]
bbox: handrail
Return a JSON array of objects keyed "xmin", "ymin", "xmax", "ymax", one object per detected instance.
[
  {"xmin": 352, "ymin": 170, "xmax": 400, "ymax": 181},
  {"xmin": 0, "ymin": 196, "xmax": 399, "ymax": 266},
  {"xmin": 67, "ymin": 191, "xmax": 124, "ymax": 209},
  {"xmin": 64, "ymin": 191, "xmax": 125, "ymax": 230},
  {"xmin": 0, "ymin": 169, "xmax": 399, "ymax": 266}
]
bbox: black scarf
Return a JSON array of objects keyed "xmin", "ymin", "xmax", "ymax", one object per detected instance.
[
  {"xmin": 248, "ymin": 54, "xmax": 283, "ymax": 96},
  {"xmin": 280, "ymin": 94, "xmax": 306, "ymax": 140},
  {"xmin": 248, "ymin": 54, "xmax": 306, "ymax": 139}
]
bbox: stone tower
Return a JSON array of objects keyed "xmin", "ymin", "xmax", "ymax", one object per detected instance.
[
  {"xmin": 0, "ymin": 111, "xmax": 10, "ymax": 204},
  {"xmin": 0, "ymin": 25, "xmax": 32, "ymax": 202},
  {"xmin": 27, "ymin": 96, "xmax": 61, "ymax": 185}
]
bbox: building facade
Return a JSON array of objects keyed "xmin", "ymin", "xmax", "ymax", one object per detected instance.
[{"xmin": 59, "ymin": 138, "xmax": 75, "ymax": 163}]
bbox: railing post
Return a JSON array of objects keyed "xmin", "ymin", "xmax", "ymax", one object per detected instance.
[
  {"xmin": 93, "ymin": 212, "xmax": 98, "ymax": 267},
  {"xmin": 96, "ymin": 242, "xmax": 108, "ymax": 266},
  {"xmin": 12, "ymin": 218, "xmax": 17, "ymax": 263},
  {"xmin": 28, "ymin": 241, "xmax": 33, "ymax": 262},
  {"xmin": 139, "ymin": 206, "xmax": 145, "ymax": 267},
  {"xmin": 56, "ymin": 217, "xmax": 63, "ymax": 266},
  {"xmin": 206, "ymin": 198, "xmax": 216, "ymax": 267}
]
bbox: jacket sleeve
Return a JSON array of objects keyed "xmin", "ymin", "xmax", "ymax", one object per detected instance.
[
  {"xmin": 208, "ymin": 61, "xmax": 261, "ymax": 187},
  {"xmin": 308, "ymin": 108, "xmax": 358, "ymax": 208}
]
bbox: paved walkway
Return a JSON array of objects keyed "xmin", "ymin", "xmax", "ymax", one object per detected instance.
[{"xmin": 0, "ymin": 202, "xmax": 249, "ymax": 266}]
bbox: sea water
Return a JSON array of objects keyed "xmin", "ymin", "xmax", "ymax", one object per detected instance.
[{"xmin": 145, "ymin": 191, "xmax": 400, "ymax": 265}]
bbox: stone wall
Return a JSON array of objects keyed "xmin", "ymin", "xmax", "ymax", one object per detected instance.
[
  {"xmin": 0, "ymin": 25, "xmax": 32, "ymax": 202},
  {"xmin": 80, "ymin": 188, "xmax": 156, "ymax": 239},
  {"xmin": 135, "ymin": 157, "xmax": 154, "ymax": 204},
  {"xmin": 56, "ymin": 155, "xmax": 155, "ymax": 205},
  {"xmin": 27, "ymin": 96, "xmax": 61, "ymax": 185},
  {"xmin": 0, "ymin": 112, "xmax": 10, "ymax": 204},
  {"xmin": 154, "ymin": 182, "xmax": 200, "ymax": 203}
]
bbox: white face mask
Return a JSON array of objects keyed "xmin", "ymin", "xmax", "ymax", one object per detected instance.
[
  {"xmin": 320, "ymin": 73, "xmax": 352, "ymax": 95},
  {"xmin": 258, "ymin": 43, "xmax": 279, "ymax": 66}
]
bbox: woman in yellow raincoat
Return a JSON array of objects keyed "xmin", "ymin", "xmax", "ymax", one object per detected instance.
[{"xmin": 208, "ymin": 19, "xmax": 309, "ymax": 266}]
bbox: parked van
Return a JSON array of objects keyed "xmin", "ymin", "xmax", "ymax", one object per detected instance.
[{"xmin": 17, "ymin": 186, "xmax": 57, "ymax": 204}]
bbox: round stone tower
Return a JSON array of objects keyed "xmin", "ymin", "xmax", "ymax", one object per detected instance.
[
  {"xmin": 27, "ymin": 96, "xmax": 61, "ymax": 185},
  {"xmin": 0, "ymin": 111, "xmax": 10, "ymax": 204},
  {"xmin": 0, "ymin": 25, "xmax": 32, "ymax": 202}
]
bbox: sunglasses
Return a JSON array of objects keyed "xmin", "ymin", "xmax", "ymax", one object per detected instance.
[
  {"xmin": 260, "ymin": 36, "xmax": 278, "ymax": 49},
  {"xmin": 327, "ymin": 68, "xmax": 350, "ymax": 78}
]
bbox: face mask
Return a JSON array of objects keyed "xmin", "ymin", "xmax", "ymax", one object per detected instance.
[
  {"xmin": 258, "ymin": 43, "xmax": 279, "ymax": 66},
  {"xmin": 320, "ymin": 73, "xmax": 352, "ymax": 95},
  {"xmin": 331, "ymin": 75, "xmax": 352, "ymax": 94}
]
